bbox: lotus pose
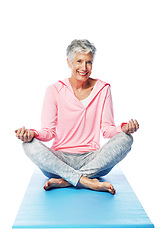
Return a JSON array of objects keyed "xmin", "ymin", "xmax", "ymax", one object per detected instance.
[{"xmin": 15, "ymin": 39, "xmax": 139, "ymax": 195}]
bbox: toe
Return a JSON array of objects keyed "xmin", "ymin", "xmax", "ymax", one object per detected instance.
[
  {"xmin": 108, "ymin": 184, "xmax": 116, "ymax": 195},
  {"xmin": 43, "ymin": 181, "xmax": 50, "ymax": 190},
  {"xmin": 109, "ymin": 183, "xmax": 114, "ymax": 189},
  {"xmin": 111, "ymin": 189, "xmax": 116, "ymax": 195}
]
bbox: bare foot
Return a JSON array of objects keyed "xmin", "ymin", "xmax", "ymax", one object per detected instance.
[
  {"xmin": 79, "ymin": 176, "xmax": 116, "ymax": 195},
  {"xmin": 43, "ymin": 178, "xmax": 72, "ymax": 190}
]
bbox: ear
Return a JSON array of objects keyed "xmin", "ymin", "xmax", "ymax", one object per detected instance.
[{"xmin": 67, "ymin": 58, "xmax": 72, "ymax": 68}]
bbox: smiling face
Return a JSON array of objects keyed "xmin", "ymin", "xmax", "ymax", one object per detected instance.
[{"xmin": 67, "ymin": 52, "xmax": 93, "ymax": 83}]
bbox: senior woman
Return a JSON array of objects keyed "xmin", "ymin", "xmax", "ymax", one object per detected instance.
[{"xmin": 15, "ymin": 39, "xmax": 139, "ymax": 195}]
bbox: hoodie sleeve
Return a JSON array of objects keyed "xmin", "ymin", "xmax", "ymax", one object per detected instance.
[
  {"xmin": 34, "ymin": 85, "xmax": 57, "ymax": 142},
  {"xmin": 100, "ymin": 85, "xmax": 123, "ymax": 138}
]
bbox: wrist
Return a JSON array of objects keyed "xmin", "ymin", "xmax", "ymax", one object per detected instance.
[
  {"xmin": 30, "ymin": 129, "xmax": 39, "ymax": 138},
  {"xmin": 121, "ymin": 122, "xmax": 127, "ymax": 131}
]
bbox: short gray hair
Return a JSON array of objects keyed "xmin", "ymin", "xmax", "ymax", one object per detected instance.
[{"xmin": 66, "ymin": 39, "xmax": 96, "ymax": 64}]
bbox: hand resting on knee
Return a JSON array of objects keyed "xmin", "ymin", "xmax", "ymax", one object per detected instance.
[
  {"xmin": 15, "ymin": 126, "xmax": 35, "ymax": 142},
  {"xmin": 122, "ymin": 119, "xmax": 139, "ymax": 134}
]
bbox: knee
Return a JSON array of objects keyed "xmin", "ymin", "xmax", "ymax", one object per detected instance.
[
  {"xmin": 121, "ymin": 132, "xmax": 133, "ymax": 147},
  {"xmin": 22, "ymin": 138, "xmax": 40, "ymax": 156}
]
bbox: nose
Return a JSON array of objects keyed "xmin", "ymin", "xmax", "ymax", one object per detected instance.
[{"xmin": 81, "ymin": 61, "xmax": 87, "ymax": 71}]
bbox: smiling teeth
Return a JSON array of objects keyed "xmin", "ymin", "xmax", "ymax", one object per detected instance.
[{"xmin": 78, "ymin": 72, "xmax": 87, "ymax": 76}]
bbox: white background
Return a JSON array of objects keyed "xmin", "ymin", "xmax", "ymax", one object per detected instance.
[{"xmin": 0, "ymin": 0, "xmax": 160, "ymax": 239}]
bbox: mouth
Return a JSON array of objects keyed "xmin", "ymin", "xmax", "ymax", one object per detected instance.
[{"xmin": 77, "ymin": 71, "xmax": 89, "ymax": 76}]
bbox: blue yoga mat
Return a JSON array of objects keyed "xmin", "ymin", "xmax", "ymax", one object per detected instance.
[{"xmin": 13, "ymin": 166, "xmax": 154, "ymax": 228}]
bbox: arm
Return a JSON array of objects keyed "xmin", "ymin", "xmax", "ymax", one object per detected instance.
[
  {"xmin": 100, "ymin": 86, "xmax": 139, "ymax": 138},
  {"xmin": 35, "ymin": 85, "xmax": 57, "ymax": 141},
  {"xmin": 100, "ymin": 86, "xmax": 123, "ymax": 138},
  {"xmin": 15, "ymin": 85, "xmax": 57, "ymax": 142},
  {"xmin": 32, "ymin": 85, "xmax": 57, "ymax": 142}
]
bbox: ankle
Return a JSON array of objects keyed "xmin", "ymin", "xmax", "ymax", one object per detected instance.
[{"xmin": 79, "ymin": 175, "xmax": 99, "ymax": 190}]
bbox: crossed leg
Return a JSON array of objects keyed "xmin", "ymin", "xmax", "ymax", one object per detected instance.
[{"xmin": 23, "ymin": 132, "xmax": 133, "ymax": 195}]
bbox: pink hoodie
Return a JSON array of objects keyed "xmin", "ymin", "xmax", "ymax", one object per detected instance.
[{"xmin": 34, "ymin": 78, "xmax": 123, "ymax": 153}]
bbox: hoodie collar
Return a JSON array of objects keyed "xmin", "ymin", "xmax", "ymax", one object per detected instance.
[
  {"xmin": 59, "ymin": 78, "xmax": 109, "ymax": 93},
  {"xmin": 58, "ymin": 78, "xmax": 110, "ymax": 109}
]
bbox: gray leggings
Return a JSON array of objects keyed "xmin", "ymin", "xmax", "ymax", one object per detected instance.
[{"xmin": 22, "ymin": 132, "xmax": 133, "ymax": 186}]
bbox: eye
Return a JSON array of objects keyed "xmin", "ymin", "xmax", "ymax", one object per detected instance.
[
  {"xmin": 77, "ymin": 60, "xmax": 82, "ymax": 63},
  {"xmin": 87, "ymin": 61, "xmax": 92, "ymax": 64}
]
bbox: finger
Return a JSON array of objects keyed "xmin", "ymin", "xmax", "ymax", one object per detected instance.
[
  {"xmin": 16, "ymin": 128, "xmax": 22, "ymax": 138},
  {"xmin": 135, "ymin": 119, "xmax": 139, "ymax": 131},
  {"xmin": 22, "ymin": 133, "xmax": 26, "ymax": 142},
  {"xmin": 23, "ymin": 130, "xmax": 28, "ymax": 142},
  {"xmin": 20, "ymin": 128, "xmax": 26, "ymax": 141},
  {"xmin": 126, "ymin": 123, "xmax": 129, "ymax": 133},
  {"xmin": 28, "ymin": 130, "xmax": 33, "ymax": 142},
  {"xmin": 128, "ymin": 120, "xmax": 132, "ymax": 133},
  {"xmin": 19, "ymin": 126, "xmax": 26, "ymax": 141},
  {"xmin": 20, "ymin": 126, "xmax": 25, "ymax": 137},
  {"xmin": 20, "ymin": 134, "xmax": 24, "ymax": 141},
  {"xmin": 27, "ymin": 131, "xmax": 31, "ymax": 141},
  {"xmin": 131, "ymin": 119, "xmax": 136, "ymax": 132}
]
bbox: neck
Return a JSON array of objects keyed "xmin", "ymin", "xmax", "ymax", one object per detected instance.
[{"xmin": 69, "ymin": 77, "xmax": 90, "ymax": 90}]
